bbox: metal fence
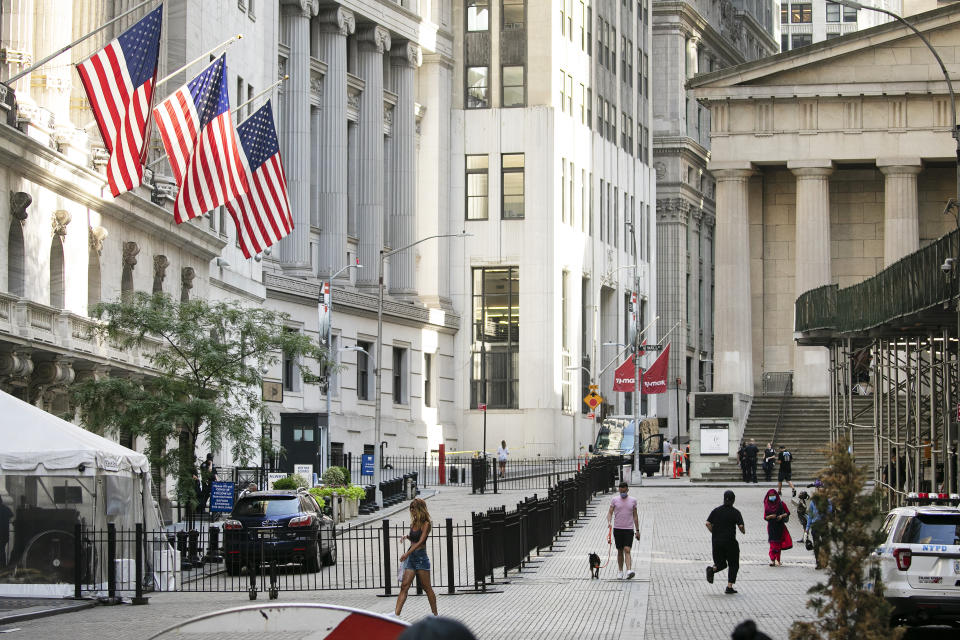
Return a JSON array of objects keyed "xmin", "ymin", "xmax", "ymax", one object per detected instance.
[{"xmin": 70, "ymin": 456, "xmax": 623, "ymax": 600}]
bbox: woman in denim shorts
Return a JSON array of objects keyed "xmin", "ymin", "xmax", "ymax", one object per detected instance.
[{"xmin": 394, "ymin": 497, "xmax": 438, "ymax": 616}]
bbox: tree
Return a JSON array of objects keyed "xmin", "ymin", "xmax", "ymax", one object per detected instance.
[
  {"xmin": 789, "ymin": 439, "xmax": 904, "ymax": 640},
  {"xmin": 72, "ymin": 292, "xmax": 328, "ymax": 509}
]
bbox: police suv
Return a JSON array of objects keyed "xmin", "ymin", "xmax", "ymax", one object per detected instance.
[{"xmin": 872, "ymin": 492, "xmax": 960, "ymax": 626}]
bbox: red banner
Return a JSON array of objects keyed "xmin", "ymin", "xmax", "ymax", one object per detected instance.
[{"xmin": 611, "ymin": 343, "xmax": 671, "ymax": 394}]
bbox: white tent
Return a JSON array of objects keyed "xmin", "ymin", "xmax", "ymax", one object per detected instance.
[{"xmin": 0, "ymin": 390, "xmax": 167, "ymax": 596}]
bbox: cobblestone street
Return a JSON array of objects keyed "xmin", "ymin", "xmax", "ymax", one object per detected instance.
[{"xmin": 0, "ymin": 480, "xmax": 842, "ymax": 640}]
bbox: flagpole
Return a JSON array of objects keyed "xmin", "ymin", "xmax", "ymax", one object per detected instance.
[
  {"xmin": 5, "ymin": 0, "xmax": 156, "ymax": 84},
  {"xmin": 154, "ymin": 34, "xmax": 243, "ymax": 89},
  {"xmin": 234, "ymin": 75, "xmax": 289, "ymax": 122}
]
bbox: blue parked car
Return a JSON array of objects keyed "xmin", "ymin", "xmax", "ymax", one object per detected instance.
[{"xmin": 223, "ymin": 489, "xmax": 336, "ymax": 575}]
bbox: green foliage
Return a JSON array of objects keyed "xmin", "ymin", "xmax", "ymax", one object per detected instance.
[
  {"xmin": 71, "ymin": 292, "xmax": 329, "ymax": 507},
  {"xmin": 321, "ymin": 466, "xmax": 346, "ymax": 487},
  {"xmin": 272, "ymin": 474, "xmax": 309, "ymax": 490},
  {"xmin": 312, "ymin": 485, "xmax": 366, "ymax": 501},
  {"xmin": 336, "ymin": 465, "xmax": 351, "ymax": 486},
  {"xmin": 306, "ymin": 487, "xmax": 326, "ymax": 509},
  {"xmin": 789, "ymin": 440, "xmax": 905, "ymax": 640}
]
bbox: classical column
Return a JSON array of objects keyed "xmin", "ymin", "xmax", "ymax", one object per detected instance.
[
  {"xmin": 389, "ymin": 42, "xmax": 420, "ymax": 296},
  {"xmin": 790, "ymin": 161, "xmax": 834, "ymax": 396},
  {"xmin": 315, "ymin": 7, "xmax": 355, "ymax": 279},
  {"xmin": 878, "ymin": 159, "xmax": 922, "ymax": 266},
  {"xmin": 279, "ymin": 0, "xmax": 318, "ymax": 274},
  {"xmin": 355, "ymin": 26, "xmax": 391, "ymax": 290},
  {"xmin": 711, "ymin": 166, "xmax": 755, "ymax": 396}
]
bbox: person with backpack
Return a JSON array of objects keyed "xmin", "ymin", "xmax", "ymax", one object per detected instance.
[{"xmin": 777, "ymin": 446, "xmax": 796, "ymax": 497}]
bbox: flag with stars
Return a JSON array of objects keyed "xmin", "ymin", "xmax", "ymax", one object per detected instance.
[
  {"xmin": 225, "ymin": 100, "xmax": 293, "ymax": 258},
  {"xmin": 76, "ymin": 5, "xmax": 162, "ymax": 197},
  {"xmin": 152, "ymin": 54, "xmax": 248, "ymax": 224}
]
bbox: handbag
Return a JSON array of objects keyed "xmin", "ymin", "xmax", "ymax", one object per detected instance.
[{"xmin": 804, "ymin": 532, "xmax": 814, "ymax": 551}]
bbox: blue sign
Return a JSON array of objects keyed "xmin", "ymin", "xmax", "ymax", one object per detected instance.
[
  {"xmin": 361, "ymin": 454, "xmax": 375, "ymax": 476},
  {"xmin": 210, "ymin": 481, "xmax": 235, "ymax": 513}
]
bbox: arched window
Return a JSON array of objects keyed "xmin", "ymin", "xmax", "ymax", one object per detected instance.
[
  {"xmin": 50, "ymin": 237, "xmax": 65, "ymax": 308},
  {"xmin": 7, "ymin": 220, "xmax": 25, "ymax": 296},
  {"xmin": 88, "ymin": 243, "xmax": 101, "ymax": 312}
]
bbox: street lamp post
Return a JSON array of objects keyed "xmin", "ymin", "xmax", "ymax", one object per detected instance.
[
  {"xmin": 319, "ymin": 262, "xmax": 362, "ymax": 476},
  {"xmin": 374, "ymin": 232, "xmax": 470, "ymax": 508},
  {"xmin": 566, "ymin": 364, "xmax": 594, "ymax": 458}
]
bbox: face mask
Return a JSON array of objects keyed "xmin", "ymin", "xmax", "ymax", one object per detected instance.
[
  {"xmin": 620, "ymin": 492, "xmax": 628, "ymax": 498},
  {"xmin": 768, "ymin": 496, "xmax": 777, "ymax": 502}
]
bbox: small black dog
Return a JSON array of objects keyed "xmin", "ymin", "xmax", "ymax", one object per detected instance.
[{"xmin": 588, "ymin": 552, "xmax": 601, "ymax": 579}]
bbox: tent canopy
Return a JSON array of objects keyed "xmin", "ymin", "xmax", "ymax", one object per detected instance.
[{"xmin": 0, "ymin": 390, "xmax": 149, "ymax": 475}]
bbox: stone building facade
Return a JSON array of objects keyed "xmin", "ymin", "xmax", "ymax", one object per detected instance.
[
  {"xmin": 652, "ymin": 0, "xmax": 778, "ymax": 441},
  {"xmin": 688, "ymin": 3, "xmax": 960, "ymax": 398}
]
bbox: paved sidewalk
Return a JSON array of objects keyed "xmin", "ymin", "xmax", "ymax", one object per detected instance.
[{"xmin": 2, "ymin": 483, "xmax": 826, "ymax": 640}]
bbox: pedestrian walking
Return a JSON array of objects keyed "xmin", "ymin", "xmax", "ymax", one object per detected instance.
[
  {"xmin": 777, "ymin": 446, "xmax": 796, "ymax": 496},
  {"xmin": 705, "ymin": 489, "xmax": 745, "ymax": 595},
  {"xmin": 394, "ymin": 497, "xmax": 438, "ymax": 617},
  {"xmin": 606, "ymin": 480, "xmax": 640, "ymax": 579},
  {"xmin": 762, "ymin": 443, "xmax": 776, "ymax": 482},
  {"xmin": 661, "ymin": 438, "xmax": 673, "ymax": 476},
  {"xmin": 805, "ymin": 480, "xmax": 827, "ymax": 569},
  {"xmin": 744, "ymin": 439, "xmax": 758, "ymax": 483},
  {"xmin": 763, "ymin": 489, "xmax": 793, "ymax": 566},
  {"xmin": 496, "ymin": 440, "xmax": 508, "ymax": 478}
]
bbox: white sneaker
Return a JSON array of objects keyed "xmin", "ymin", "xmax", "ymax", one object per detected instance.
[
  {"xmin": 387, "ymin": 612, "xmax": 399, "ymax": 618},
  {"xmin": 616, "ymin": 571, "xmax": 624, "ymax": 579},
  {"xmin": 626, "ymin": 570, "xmax": 635, "ymax": 579}
]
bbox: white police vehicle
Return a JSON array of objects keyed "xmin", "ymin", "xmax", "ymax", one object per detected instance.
[{"xmin": 871, "ymin": 492, "xmax": 960, "ymax": 627}]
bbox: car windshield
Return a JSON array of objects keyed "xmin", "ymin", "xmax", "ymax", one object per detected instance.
[
  {"xmin": 897, "ymin": 514, "xmax": 960, "ymax": 545},
  {"xmin": 233, "ymin": 496, "xmax": 301, "ymax": 518}
]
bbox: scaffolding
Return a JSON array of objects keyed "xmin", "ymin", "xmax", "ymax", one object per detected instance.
[{"xmin": 797, "ymin": 229, "xmax": 960, "ymax": 511}]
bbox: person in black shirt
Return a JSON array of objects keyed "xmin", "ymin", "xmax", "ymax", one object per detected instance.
[
  {"xmin": 744, "ymin": 439, "xmax": 759, "ymax": 484},
  {"xmin": 777, "ymin": 446, "xmax": 796, "ymax": 497},
  {"xmin": 705, "ymin": 490, "xmax": 745, "ymax": 594},
  {"xmin": 762, "ymin": 443, "xmax": 776, "ymax": 482}
]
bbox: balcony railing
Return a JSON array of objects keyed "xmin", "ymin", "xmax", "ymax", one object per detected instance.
[{"xmin": 796, "ymin": 228, "xmax": 960, "ymax": 335}]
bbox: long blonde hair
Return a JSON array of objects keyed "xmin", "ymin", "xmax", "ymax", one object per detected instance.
[{"xmin": 409, "ymin": 497, "xmax": 431, "ymax": 529}]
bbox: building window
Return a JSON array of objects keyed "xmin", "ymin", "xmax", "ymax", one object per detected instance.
[
  {"xmin": 502, "ymin": 65, "xmax": 525, "ymax": 107},
  {"xmin": 392, "ymin": 346, "xmax": 407, "ymax": 404},
  {"xmin": 330, "ymin": 442, "xmax": 345, "ymax": 467},
  {"xmin": 471, "ymin": 267, "xmax": 520, "ymax": 409},
  {"xmin": 792, "ymin": 33, "xmax": 812, "ymax": 48},
  {"xmin": 843, "ymin": 5, "xmax": 857, "ymax": 21},
  {"xmin": 502, "ymin": 0, "xmax": 524, "ymax": 29},
  {"xmin": 467, "ymin": 0, "xmax": 489, "ymax": 31},
  {"xmin": 586, "ymin": 7, "xmax": 592, "ymax": 56},
  {"xmin": 781, "ymin": 33, "xmax": 789, "ymax": 51},
  {"xmin": 466, "ymin": 66, "xmax": 489, "ymax": 108},
  {"xmin": 424, "ymin": 353, "xmax": 435, "ymax": 408},
  {"xmin": 587, "ymin": 88, "xmax": 592, "ymax": 128},
  {"xmin": 826, "ymin": 1, "xmax": 840, "ymax": 22},
  {"xmin": 780, "ymin": 2, "xmax": 788, "ymax": 24},
  {"xmin": 282, "ymin": 328, "xmax": 301, "ymax": 392},
  {"xmin": 356, "ymin": 340, "xmax": 372, "ymax": 401},
  {"xmin": 501, "ymin": 153, "xmax": 525, "ymax": 219},
  {"xmin": 466, "ymin": 155, "xmax": 490, "ymax": 220},
  {"xmin": 791, "ymin": 3, "xmax": 812, "ymax": 23}
]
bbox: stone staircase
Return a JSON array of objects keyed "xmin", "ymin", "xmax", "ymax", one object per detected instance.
[{"xmin": 695, "ymin": 395, "xmax": 875, "ymax": 483}]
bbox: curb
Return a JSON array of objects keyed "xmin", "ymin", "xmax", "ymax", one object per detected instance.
[{"xmin": 0, "ymin": 600, "xmax": 97, "ymax": 625}]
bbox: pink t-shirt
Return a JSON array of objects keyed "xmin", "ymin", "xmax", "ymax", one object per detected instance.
[{"xmin": 610, "ymin": 495, "xmax": 638, "ymax": 530}]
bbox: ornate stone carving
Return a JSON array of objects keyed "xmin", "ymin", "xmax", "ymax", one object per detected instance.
[
  {"xmin": 181, "ymin": 266, "xmax": 196, "ymax": 291},
  {"xmin": 318, "ymin": 6, "xmax": 355, "ymax": 36},
  {"xmin": 153, "ymin": 255, "xmax": 170, "ymax": 284},
  {"xmin": 10, "ymin": 191, "xmax": 31, "ymax": 221},
  {"xmin": 280, "ymin": 0, "xmax": 318, "ymax": 18},
  {"xmin": 122, "ymin": 241, "xmax": 140, "ymax": 268},
  {"xmin": 384, "ymin": 105, "xmax": 394, "ymax": 127},
  {"xmin": 51, "ymin": 209, "xmax": 71, "ymax": 237},
  {"xmin": 358, "ymin": 26, "xmax": 391, "ymax": 54},
  {"xmin": 278, "ymin": 57, "xmax": 287, "ymax": 80},
  {"xmin": 654, "ymin": 162, "xmax": 666, "ymax": 181},
  {"xmin": 310, "ymin": 69, "xmax": 322, "ymax": 98},
  {"xmin": 30, "ymin": 356, "xmax": 75, "ymax": 407},
  {"xmin": 89, "ymin": 225, "xmax": 108, "ymax": 255},
  {"xmin": 392, "ymin": 42, "xmax": 422, "ymax": 68},
  {"xmin": 90, "ymin": 143, "xmax": 110, "ymax": 171},
  {"xmin": 0, "ymin": 348, "xmax": 34, "ymax": 385}
]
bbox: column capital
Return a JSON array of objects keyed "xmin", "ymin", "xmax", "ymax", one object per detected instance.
[
  {"xmin": 788, "ymin": 159, "xmax": 834, "ymax": 178},
  {"xmin": 317, "ymin": 6, "xmax": 355, "ymax": 36},
  {"xmin": 877, "ymin": 158, "xmax": 922, "ymax": 176},
  {"xmin": 391, "ymin": 42, "xmax": 422, "ymax": 68},
  {"xmin": 280, "ymin": 0, "xmax": 318, "ymax": 18},
  {"xmin": 711, "ymin": 167, "xmax": 755, "ymax": 181},
  {"xmin": 358, "ymin": 25, "xmax": 392, "ymax": 54}
]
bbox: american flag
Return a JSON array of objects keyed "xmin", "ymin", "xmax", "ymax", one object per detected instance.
[
  {"xmin": 76, "ymin": 5, "xmax": 162, "ymax": 197},
  {"xmin": 225, "ymin": 100, "xmax": 293, "ymax": 258},
  {"xmin": 152, "ymin": 54, "xmax": 248, "ymax": 224}
]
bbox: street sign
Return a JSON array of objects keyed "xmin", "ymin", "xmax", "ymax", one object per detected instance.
[
  {"xmin": 588, "ymin": 384, "xmax": 598, "ymax": 390},
  {"xmin": 584, "ymin": 392, "xmax": 602, "ymax": 409},
  {"xmin": 587, "ymin": 412, "xmax": 595, "ymax": 419},
  {"xmin": 361, "ymin": 454, "xmax": 375, "ymax": 476},
  {"xmin": 294, "ymin": 464, "xmax": 313, "ymax": 480},
  {"xmin": 210, "ymin": 481, "xmax": 235, "ymax": 513},
  {"xmin": 478, "ymin": 403, "xmax": 487, "ymax": 411},
  {"xmin": 268, "ymin": 472, "xmax": 286, "ymax": 489}
]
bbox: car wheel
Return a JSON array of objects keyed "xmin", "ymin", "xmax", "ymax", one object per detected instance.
[
  {"xmin": 226, "ymin": 561, "xmax": 242, "ymax": 576},
  {"xmin": 305, "ymin": 542, "xmax": 321, "ymax": 573},
  {"xmin": 322, "ymin": 543, "xmax": 337, "ymax": 567}
]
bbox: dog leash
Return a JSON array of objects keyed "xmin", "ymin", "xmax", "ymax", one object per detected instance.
[{"xmin": 599, "ymin": 524, "xmax": 613, "ymax": 569}]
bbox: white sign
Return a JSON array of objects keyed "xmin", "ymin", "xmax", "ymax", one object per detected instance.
[
  {"xmin": 268, "ymin": 472, "xmax": 287, "ymax": 489},
  {"xmin": 700, "ymin": 424, "xmax": 730, "ymax": 455},
  {"xmin": 294, "ymin": 464, "xmax": 313, "ymax": 480}
]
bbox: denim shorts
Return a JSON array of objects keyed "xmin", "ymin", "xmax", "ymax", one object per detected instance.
[{"xmin": 406, "ymin": 548, "xmax": 431, "ymax": 571}]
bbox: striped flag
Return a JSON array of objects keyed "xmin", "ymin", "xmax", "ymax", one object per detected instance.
[
  {"xmin": 75, "ymin": 5, "xmax": 162, "ymax": 197},
  {"xmin": 152, "ymin": 54, "xmax": 248, "ymax": 224},
  {"xmin": 225, "ymin": 100, "xmax": 293, "ymax": 258}
]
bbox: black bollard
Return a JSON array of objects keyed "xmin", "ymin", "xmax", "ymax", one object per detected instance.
[{"xmin": 188, "ymin": 529, "xmax": 201, "ymax": 567}]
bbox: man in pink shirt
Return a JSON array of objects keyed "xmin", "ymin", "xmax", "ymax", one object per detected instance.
[{"xmin": 607, "ymin": 480, "xmax": 640, "ymax": 579}]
